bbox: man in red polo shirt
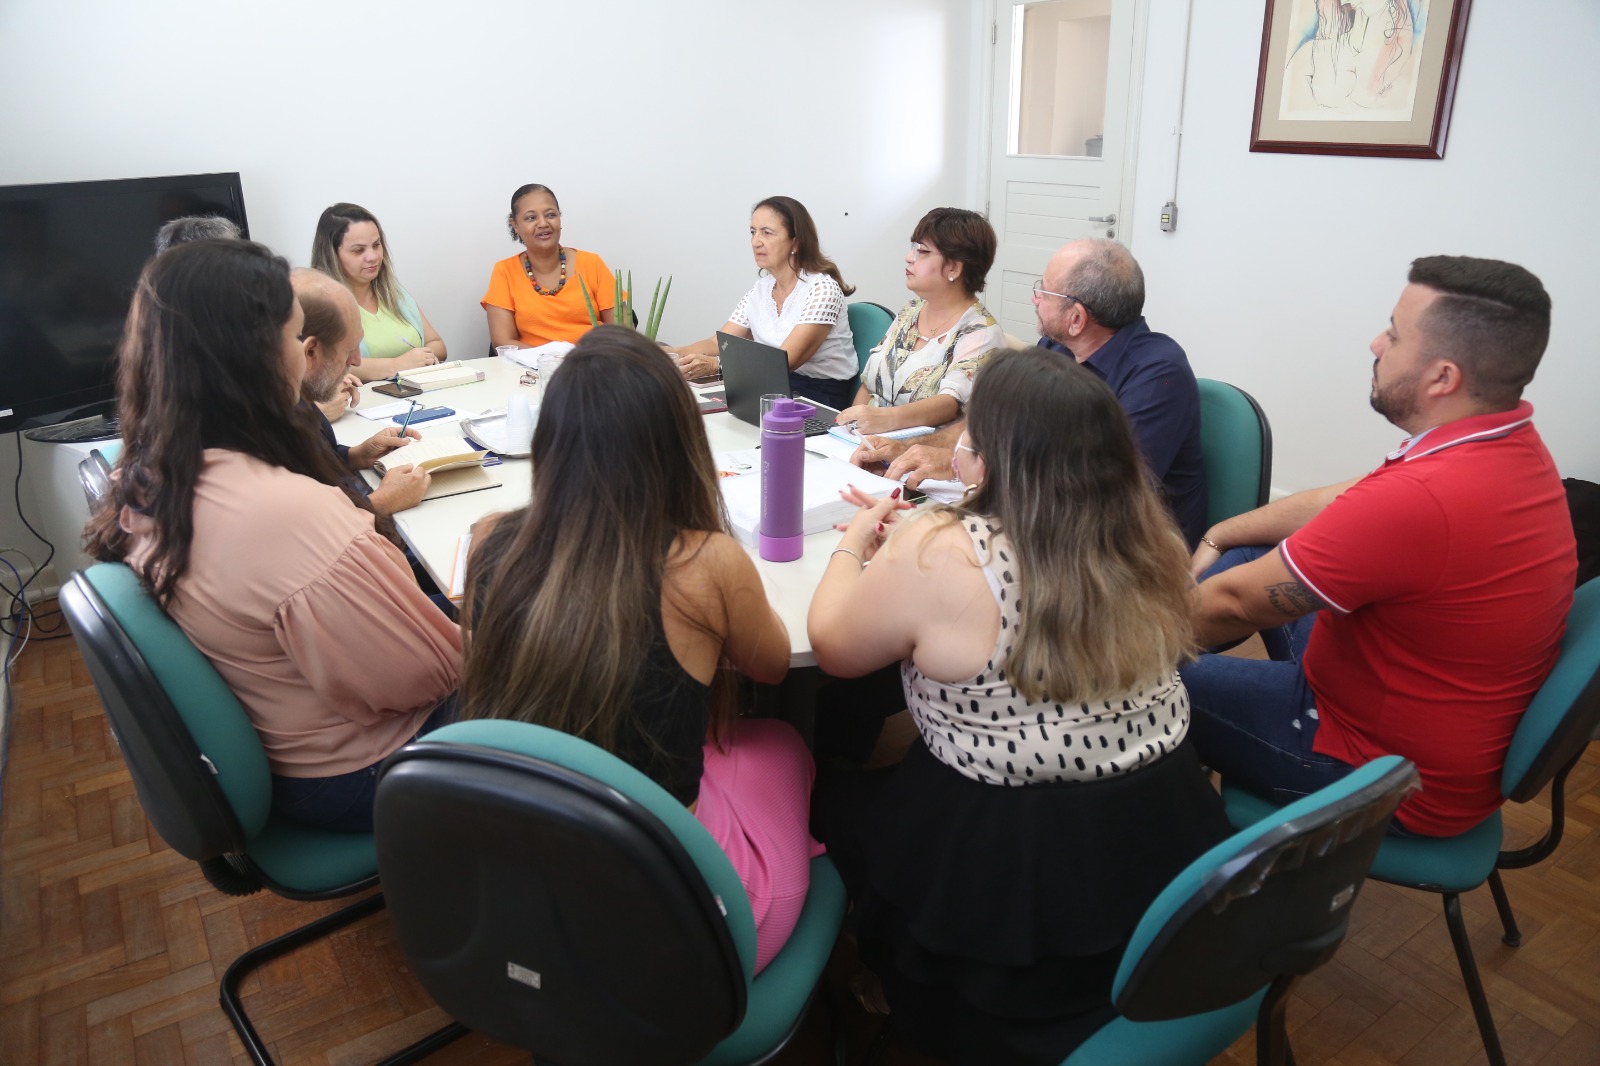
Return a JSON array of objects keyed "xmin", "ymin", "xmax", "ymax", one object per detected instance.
[{"xmin": 1182, "ymin": 256, "xmax": 1576, "ymax": 836}]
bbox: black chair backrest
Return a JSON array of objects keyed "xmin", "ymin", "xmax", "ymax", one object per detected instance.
[
  {"xmin": 375, "ymin": 742, "xmax": 746, "ymax": 1066},
  {"xmin": 59, "ymin": 570, "xmax": 247, "ymax": 861},
  {"xmin": 1116, "ymin": 757, "xmax": 1416, "ymax": 1021}
]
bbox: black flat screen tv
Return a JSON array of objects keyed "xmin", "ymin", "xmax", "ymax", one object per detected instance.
[{"xmin": 0, "ymin": 172, "xmax": 249, "ymax": 436}]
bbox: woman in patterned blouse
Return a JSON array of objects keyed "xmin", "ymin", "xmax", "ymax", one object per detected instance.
[
  {"xmin": 834, "ymin": 208, "xmax": 1006, "ymax": 436},
  {"xmin": 807, "ymin": 346, "xmax": 1229, "ymax": 1065}
]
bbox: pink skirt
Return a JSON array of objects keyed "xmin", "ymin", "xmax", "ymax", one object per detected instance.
[{"xmin": 694, "ymin": 718, "xmax": 826, "ymax": 973}]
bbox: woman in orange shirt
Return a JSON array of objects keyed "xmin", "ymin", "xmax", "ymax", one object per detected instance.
[{"xmin": 482, "ymin": 184, "xmax": 617, "ymax": 347}]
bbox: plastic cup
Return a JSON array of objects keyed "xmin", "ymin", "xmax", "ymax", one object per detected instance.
[
  {"xmin": 759, "ymin": 393, "xmax": 787, "ymax": 422},
  {"xmin": 537, "ymin": 349, "xmax": 568, "ymax": 404},
  {"xmin": 505, "ymin": 393, "xmax": 533, "ymax": 452},
  {"xmin": 495, "ymin": 345, "xmax": 520, "ymax": 374}
]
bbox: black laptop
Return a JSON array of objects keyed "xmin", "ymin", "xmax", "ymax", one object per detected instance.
[{"xmin": 714, "ymin": 332, "xmax": 842, "ymax": 436}]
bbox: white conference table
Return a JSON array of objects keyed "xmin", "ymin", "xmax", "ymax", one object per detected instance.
[{"xmin": 329, "ymin": 358, "xmax": 847, "ymax": 667}]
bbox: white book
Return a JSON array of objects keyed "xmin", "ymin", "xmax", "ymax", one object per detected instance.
[
  {"xmin": 714, "ymin": 449, "xmax": 904, "ymax": 547},
  {"xmin": 398, "ymin": 362, "xmax": 486, "ymax": 391},
  {"xmin": 449, "ymin": 533, "xmax": 473, "ymax": 604}
]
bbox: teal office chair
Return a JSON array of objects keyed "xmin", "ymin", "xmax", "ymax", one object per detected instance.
[
  {"xmin": 374, "ymin": 719, "xmax": 849, "ymax": 1066},
  {"xmin": 1063, "ymin": 756, "xmax": 1417, "ymax": 1066},
  {"xmin": 58, "ymin": 564, "xmax": 462, "ymax": 1066},
  {"xmin": 1222, "ymin": 578, "xmax": 1600, "ymax": 1066},
  {"xmin": 846, "ymin": 301, "xmax": 895, "ymax": 387},
  {"xmin": 1196, "ymin": 378, "xmax": 1272, "ymax": 528}
]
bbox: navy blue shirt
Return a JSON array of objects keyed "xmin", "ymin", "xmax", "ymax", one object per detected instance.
[
  {"xmin": 1039, "ymin": 318, "xmax": 1207, "ymax": 547},
  {"xmin": 309, "ymin": 401, "xmax": 370, "ymax": 499}
]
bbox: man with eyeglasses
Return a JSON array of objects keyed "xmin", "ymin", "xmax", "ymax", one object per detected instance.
[
  {"xmin": 857, "ymin": 238, "xmax": 1206, "ymax": 547},
  {"xmin": 1030, "ymin": 238, "xmax": 1206, "ymax": 546}
]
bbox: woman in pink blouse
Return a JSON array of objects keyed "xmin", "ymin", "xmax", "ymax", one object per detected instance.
[{"xmin": 85, "ymin": 239, "xmax": 461, "ymax": 833}]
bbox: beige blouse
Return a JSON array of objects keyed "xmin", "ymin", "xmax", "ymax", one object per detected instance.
[{"xmin": 123, "ymin": 450, "xmax": 461, "ymax": 777}]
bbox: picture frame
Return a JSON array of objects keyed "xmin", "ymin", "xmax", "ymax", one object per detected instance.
[{"xmin": 1250, "ymin": 0, "xmax": 1473, "ymax": 159}]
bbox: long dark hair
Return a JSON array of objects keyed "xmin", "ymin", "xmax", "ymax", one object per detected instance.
[
  {"xmin": 951, "ymin": 347, "xmax": 1193, "ymax": 701},
  {"xmin": 462, "ymin": 326, "xmax": 732, "ymax": 748},
  {"xmin": 85, "ymin": 239, "xmax": 384, "ymax": 604},
  {"xmin": 753, "ymin": 195, "xmax": 855, "ymax": 295}
]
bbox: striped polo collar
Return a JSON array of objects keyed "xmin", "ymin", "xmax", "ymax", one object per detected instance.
[{"xmin": 1386, "ymin": 401, "xmax": 1535, "ymax": 462}]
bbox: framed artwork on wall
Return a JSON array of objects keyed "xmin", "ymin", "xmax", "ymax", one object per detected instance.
[{"xmin": 1250, "ymin": 0, "xmax": 1473, "ymax": 158}]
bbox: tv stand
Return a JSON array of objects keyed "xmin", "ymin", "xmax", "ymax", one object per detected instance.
[{"xmin": 22, "ymin": 413, "xmax": 120, "ymax": 444}]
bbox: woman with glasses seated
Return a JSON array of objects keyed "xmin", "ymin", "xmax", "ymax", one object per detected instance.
[
  {"xmin": 808, "ymin": 347, "xmax": 1230, "ymax": 1065},
  {"xmin": 667, "ymin": 195, "xmax": 859, "ymax": 411},
  {"xmin": 461, "ymin": 326, "xmax": 823, "ymax": 974},
  {"xmin": 86, "ymin": 239, "xmax": 460, "ymax": 834},
  {"xmin": 832, "ymin": 208, "xmax": 1006, "ymax": 437}
]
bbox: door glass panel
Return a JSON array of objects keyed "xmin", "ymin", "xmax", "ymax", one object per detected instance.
[{"xmin": 1009, "ymin": 0, "xmax": 1112, "ymax": 158}]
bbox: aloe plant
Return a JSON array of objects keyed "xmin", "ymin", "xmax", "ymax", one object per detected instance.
[{"xmin": 579, "ymin": 270, "xmax": 673, "ymax": 341}]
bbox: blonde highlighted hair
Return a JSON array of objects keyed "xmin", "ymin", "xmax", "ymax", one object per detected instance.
[
  {"xmin": 310, "ymin": 202, "xmax": 405, "ymax": 317},
  {"xmin": 937, "ymin": 346, "xmax": 1194, "ymax": 703},
  {"xmin": 460, "ymin": 326, "xmax": 734, "ymax": 750}
]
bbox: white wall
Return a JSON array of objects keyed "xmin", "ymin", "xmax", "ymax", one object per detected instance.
[
  {"xmin": 1128, "ymin": 0, "xmax": 1600, "ymax": 493},
  {"xmin": 8, "ymin": 0, "xmax": 1591, "ymax": 568},
  {"xmin": 0, "ymin": 0, "xmax": 984, "ymax": 585}
]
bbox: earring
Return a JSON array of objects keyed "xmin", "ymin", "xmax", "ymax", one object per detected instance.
[{"xmin": 948, "ymin": 275, "xmax": 956, "ymax": 282}]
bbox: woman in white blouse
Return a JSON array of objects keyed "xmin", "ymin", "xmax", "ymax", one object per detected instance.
[
  {"xmin": 668, "ymin": 196, "xmax": 859, "ymax": 410},
  {"xmin": 834, "ymin": 208, "xmax": 1005, "ymax": 436}
]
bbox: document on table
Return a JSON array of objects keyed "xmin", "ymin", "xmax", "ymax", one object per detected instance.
[
  {"xmin": 506, "ymin": 341, "xmax": 574, "ymax": 369},
  {"xmin": 714, "ymin": 449, "xmax": 902, "ymax": 547},
  {"xmin": 354, "ymin": 400, "xmax": 420, "ymax": 421}
]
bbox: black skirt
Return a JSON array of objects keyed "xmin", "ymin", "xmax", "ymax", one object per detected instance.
[{"xmin": 813, "ymin": 736, "xmax": 1231, "ymax": 1066}]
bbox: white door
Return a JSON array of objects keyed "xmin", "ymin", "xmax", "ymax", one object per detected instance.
[{"xmin": 985, "ymin": 0, "xmax": 1145, "ymax": 342}]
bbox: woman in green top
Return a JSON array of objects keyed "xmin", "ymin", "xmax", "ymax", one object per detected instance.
[{"xmin": 311, "ymin": 203, "xmax": 449, "ymax": 381}]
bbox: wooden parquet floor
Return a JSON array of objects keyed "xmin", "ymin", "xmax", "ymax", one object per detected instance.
[{"xmin": 1, "ymin": 623, "xmax": 1597, "ymax": 1065}]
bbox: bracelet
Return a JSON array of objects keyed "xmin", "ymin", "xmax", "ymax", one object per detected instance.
[
  {"xmin": 1199, "ymin": 535, "xmax": 1225, "ymax": 553},
  {"xmin": 829, "ymin": 547, "xmax": 864, "ymax": 567}
]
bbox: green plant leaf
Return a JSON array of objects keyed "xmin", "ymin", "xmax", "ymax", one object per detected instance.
[{"xmin": 579, "ymin": 275, "xmax": 598, "ymax": 328}]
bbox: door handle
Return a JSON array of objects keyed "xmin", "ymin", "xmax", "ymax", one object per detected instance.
[{"xmin": 1088, "ymin": 214, "xmax": 1116, "ymax": 224}]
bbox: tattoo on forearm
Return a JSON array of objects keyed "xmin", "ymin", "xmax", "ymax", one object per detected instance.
[{"xmin": 1264, "ymin": 579, "xmax": 1325, "ymax": 618}]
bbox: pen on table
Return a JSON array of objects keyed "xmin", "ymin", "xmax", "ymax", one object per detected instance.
[{"xmin": 396, "ymin": 399, "xmax": 420, "ymax": 438}]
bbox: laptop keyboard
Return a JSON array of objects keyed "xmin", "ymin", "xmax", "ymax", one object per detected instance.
[{"xmin": 803, "ymin": 417, "xmax": 833, "ymax": 437}]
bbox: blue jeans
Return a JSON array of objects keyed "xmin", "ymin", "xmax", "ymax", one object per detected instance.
[
  {"xmin": 270, "ymin": 694, "xmax": 458, "ymax": 833},
  {"xmin": 1182, "ymin": 546, "xmax": 1357, "ymax": 807}
]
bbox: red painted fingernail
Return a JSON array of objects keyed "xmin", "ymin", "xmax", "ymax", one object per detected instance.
[
  {"xmin": 890, "ymin": 487, "xmax": 902, "ymax": 499},
  {"xmin": 877, "ymin": 522, "xmax": 885, "ymax": 534}
]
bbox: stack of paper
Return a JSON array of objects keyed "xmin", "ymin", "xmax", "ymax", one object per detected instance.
[
  {"xmin": 507, "ymin": 341, "xmax": 574, "ymax": 370},
  {"xmin": 715, "ymin": 449, "xmax": 904, "ymax": 547}
]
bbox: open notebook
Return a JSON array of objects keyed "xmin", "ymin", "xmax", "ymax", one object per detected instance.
[
  {"xmin": 374, "ymin": 436, "xmax": 486, "ymax": 475},
  {"xmin": 372, "ymin": 437, "xmax": 500, "ymax": 501}
]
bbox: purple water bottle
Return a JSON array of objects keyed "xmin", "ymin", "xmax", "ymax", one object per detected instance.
[{"xmin": 759, "ymin": 396, "xmax": 815, "ymax": 562}]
